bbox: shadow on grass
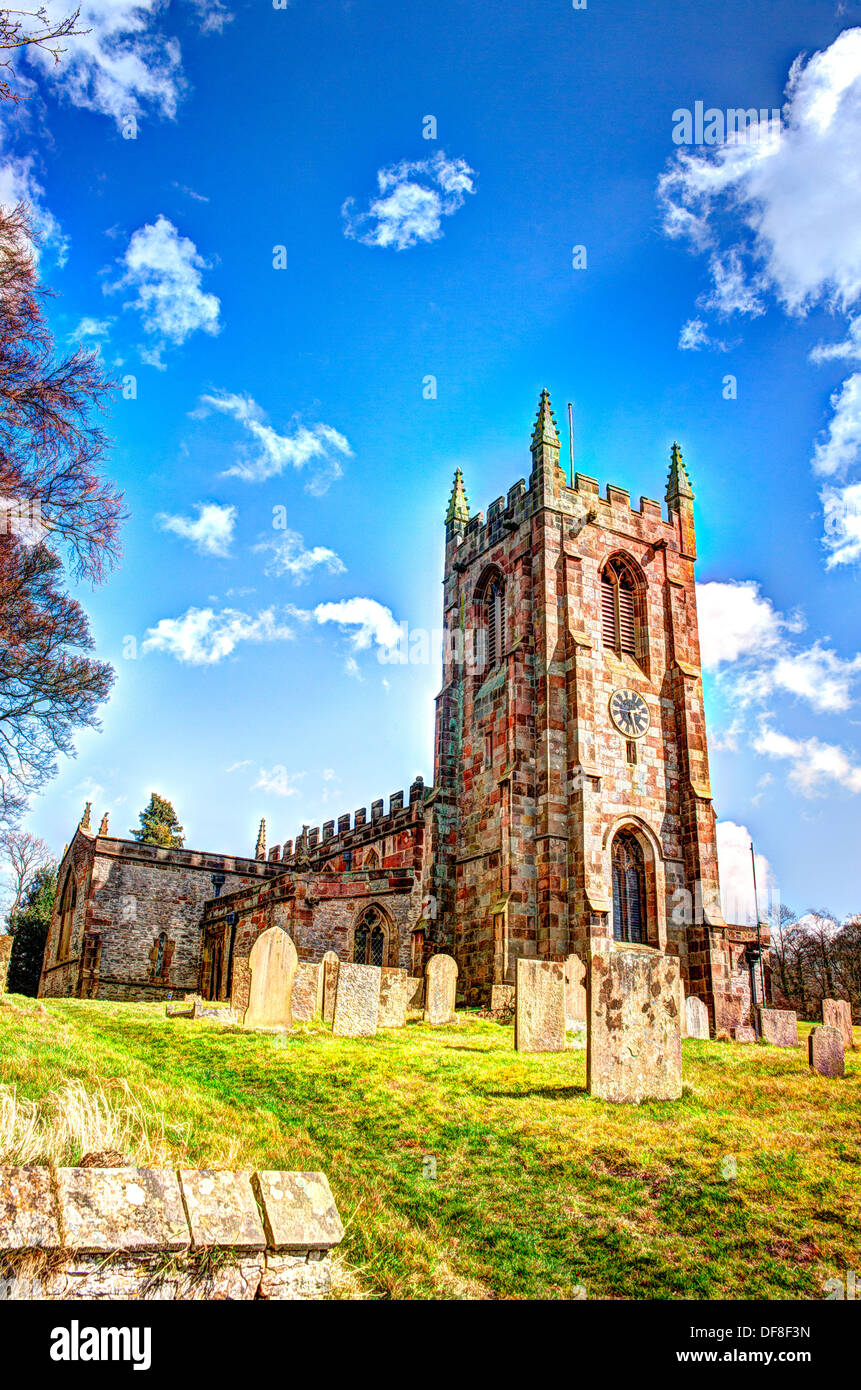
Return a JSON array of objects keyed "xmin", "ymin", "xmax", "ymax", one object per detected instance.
[{"xmin": 484, "ymin": 1085, "xmax": 586, "ymax": 1099}]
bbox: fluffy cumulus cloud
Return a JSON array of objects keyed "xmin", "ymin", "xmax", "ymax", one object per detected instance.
[
  {"xmin": 658, "ymin": 28, "xmax": 861, "ymax": 563},
  {"xmin": 753, "ymin": 725, "xmax": 861, "ymax": 797},
  {"xmin": 254, "ymin": 529, "xmax": 345, "ymax": 583},
  {"xmin": 716, "ymin": 820, "xmax": 775, "ymax": 924},
  {"xmin": 342, "ymin": 151, "xmax": 476, "ymax": 250},
  {"xmin": 142, "ymin": 604, "xmax": 295, "ymax": 664},
  {"xmin": 0, "ymin": 129, "xmax": 68, "ymax": 263},
  {"xmin": 196, "ymin": 390, "xmax": 351, "ymax": 493},
  {"xmin": 28, "ymin": 0, "xmax": 186, "ymax": 124},
  {"xmin": 155, "ymin": 502, "xmax": 236, "ymax": 557},
  {"xmin": 252, "ymin": 766, "xmax": 304, "ymax": 798},
  {"xmin": 312, "ymin": 598, "xmax": 402, "ymax": 656},
  {"xmin": 106, "ymin": 216, "xmax": 220, "ymax": 363}
]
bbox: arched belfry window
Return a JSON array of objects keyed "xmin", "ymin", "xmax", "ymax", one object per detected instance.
[
  {"xmin": 353, "ymin": 905, "xmax": 388, "ymax": 967},
  {"xmin": 56, "ymin": 869, "xmax": 77, "ymax": 961},
  {"xmin": 611, "ymin": 830, "xmax": 647, "ymax": 944},
  {"xmin": 479, "ymin": 571, "xmax": 505, "ymax": 671},
  {"xmin": 601, "ymin": 556, "xmax": 640, "ymax": 660}
]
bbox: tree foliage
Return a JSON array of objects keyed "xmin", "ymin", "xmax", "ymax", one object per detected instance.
[
  {"xmin": 5, "ymin": 858, "xmax": 56, "ymax": 995},
  {"xmin": 770, "ymin": 907, "xmax": 861, "ymax": 1022},
  {"xmin": 130, "ymin": 793, "xmax": 185, "ymax": 849}
]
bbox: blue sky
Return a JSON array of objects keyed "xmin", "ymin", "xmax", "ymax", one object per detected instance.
[{"xmin": 4, "ymin": 0, "xmax": 861, "ymax": 921}]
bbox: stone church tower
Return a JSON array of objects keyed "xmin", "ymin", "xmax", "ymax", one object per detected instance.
[{"xmin": 431, "ymin": 390, "xmax": 743, "ymax": 1030}]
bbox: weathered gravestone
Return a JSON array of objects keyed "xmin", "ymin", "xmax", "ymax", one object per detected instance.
[
  {"xmin": 823, "ymin": 998, "xmax": 854, "ymax": 1051},
  {"xmin": 674, "ymin": 974, "xmax": 687, "ymax": 1039},
  {"xmin": 407, "ymin": 976, "xmax": 423, "ymax": 1010},
  {"xmin": 291, "ymin": 962, "xmax": 322, "ymax": 1023},
  {"xmin": 242, "ymin": 927, "xmax": 298, "ymax": 1030},
  {"xmin": 332, "ymin": 963, "xmax": 380, "ymax": 1038},
  {"xmin": 809, "ymin": 1024, "xmax": 845, "ymax": 1078},
  {"xmin": 0, "ymin": 935, "xmax": 11, "ymax": 994},
  {"xmin": 564, "ymin": 953, "xmax": 587, "ymax": 1026},
  {"xmin": 489, "ymin": 983, "xmax": 515, "ymax": 1017},
  {"xmin": 685, "ymin": 995, "xmax": 710, "ymax": 1040},
  {"xmin": 321, "ymin": 951, "xmax": 339, "ymax": 1026},
  {"xmin": 588, "ymin": 951, "xmax": 683, "ymax": 1104},
  {"xmin": 378, "ymin": 967, "xmax": 415, "ymax": 1028},
  {"xmin": 757, "ymin": 1007, "xmax": 798, "ymax": 1047},
  {"xmin": 423, "ymin": 954, "xmax": 458, "ymax": 1025},
  {"xmin": 735, "ymin": 1025, "xmax": 757, "ymax": 1044},
  {"xmin": 515, "ymin": 959, "xmax": 566, "ymax": 1053}
]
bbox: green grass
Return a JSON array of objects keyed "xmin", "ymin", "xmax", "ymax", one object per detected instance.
[{"xmin": 1, "ymin": 993, "xmax": 859, "ymax": 1300}]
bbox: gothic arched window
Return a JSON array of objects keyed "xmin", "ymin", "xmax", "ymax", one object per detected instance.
[
  {"xmin": 601, "ymin": 556, "xmax": 641, "ymax": 660},
  {"xmin": 479, "ymin": 571, "xmax": 506, "ymax": 671},
  {"xmin": 353, "ymin": 905, "xmax": 388, "ymax": 967},
  {"xmin": 611, "ymin": 830, "xmax": 647, "ymax": 944},
  {"xmin": 56, "ymin": 869, "xmax": 77, "ymax": 961}
]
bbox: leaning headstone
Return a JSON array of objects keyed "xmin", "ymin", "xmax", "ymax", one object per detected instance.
[
  {"xmin": 685, "ymin": 995, "xmax": 710, "ymax": 1041},
  {"xmin": 378, "ymin": 967, "xmax": 414, "ymax": 1028},
  {"xmin": 808, "ymin": 1024, "xmax": 845, "ymax": 1078},
  {"xmin": 291, "ymin": 962, "xmax": 322, "ymax": 1022},
  {"xmin": 332, "ymin": 963, "xmax": 380, "ymax": 1038},
  {"xmin": 588, "ymin": 951, "xmax": 682, "ymax": 1104},
  {"xmin": 757, "ymin": 1007, "xmax": 798, "ymax": 1047},
  {"xmin": 564, "ymin": 953, "xmax": 587, "ymax": 1026},
  {"xmin": 515, "ymin": 959, "xmax": 566, "ymax": 1052},
  {"xmin": 321, "ymin": 951, "xmax": 339, "ymax": 1026},
  {"xmin": 242, "ymin": 927, "xmax": 297, "ymax": 1030},
  {"xmin": 0, "ymin": 936, "xmax": 11, "ymax": 994},
  {"xmin": 735, "ymin": 1025, "xmax": 756, "ymax": 1044},
  {"xmin": 423, "ymin": 954, "xmax": 458, "ymax": 1025},
  {"xmin": 823, "ymin": 998, "xmax": 854, "ymax": 1051}
]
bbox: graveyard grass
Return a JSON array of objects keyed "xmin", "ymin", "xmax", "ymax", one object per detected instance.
[{"xmin": 1, "ymin": 994, "xmax": 858, "ymax": 1301}]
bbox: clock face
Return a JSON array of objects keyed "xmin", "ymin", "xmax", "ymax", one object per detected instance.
[{"xmin": 609, "ymin": 689, "xmax": 650, "ymax": 739}]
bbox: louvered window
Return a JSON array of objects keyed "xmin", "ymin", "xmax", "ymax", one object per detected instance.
[
  {"xmin": 601, "ymin": 557, "xmax": 641, "ymax": 661},
  {"xmin": 612, "ymin": 831, "xmax": 647, "ymax": 944},
  {"xmin": 482, "ymin": 575, "xmax": 505, "ymax": 670}
]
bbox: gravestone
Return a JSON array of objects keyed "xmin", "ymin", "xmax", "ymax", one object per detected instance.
[
  {"xmin": 564, "ymin": 954, "xmax": 587, "ymax": 1026},
  {"xmin": 321, "ymin": 951, "xmax": 339, "ymax": 1025},
  {"xmin": 291, "ymin": 962, "xmax": 322, "ymax": 1022},
  {"xmin": 823, "ymin": 998, "xmax": 854, "ymax": 1051},
  {"xmin": 407, "ymin": 976, "xmax": 423, "ymax": 1010},
  {"xmin": 515, "ymin": 959, "xmax": 566, "ymax": 1053},
  {"xmin": 735, "ymin": 1025, "xmax": 757, "ymax": 1044},
  {"xmin": 423, "ymin": 954, "xmax": 458, "ymax": 1025},
  {"xmin": 809, "ymin": 1024, "xmax": 845, "ymax": 1078},
  {"xmin": 378, "ymin": 967, "xmax": 414, "ymax": 1028},
  {"xmin": 685, "ymin": 995, "xmax": 710, "ymax": 1040},
  {"xmin": 588, "ymin": 951, "xmax": 683, "ymax": 1104},
  {"xmin": 757, "ymin": 1007, "xmax": 798, "ymax": 1047},
  {"xmin": 332, "ymin": 963, "xmax": 380, "ymax": 1038},
  {"xmin": 674, "ymin": 974, "xmax": 687, "ymax": 1039},
  {"xmin": 242, "ymin": 927, "xmax": 297, "ymax": 1030},
  {"xmin": 489, "ymin": 983, "xmax": 515, "ymax": 1017},
  {"xmin": 0, "ymin": 936, "xmax": 12, "ymax": 994}
]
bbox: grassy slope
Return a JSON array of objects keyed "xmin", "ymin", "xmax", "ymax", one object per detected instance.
[{"xmin": 1, "ymin": 994, "xmax": 858, "ymax": 1300}]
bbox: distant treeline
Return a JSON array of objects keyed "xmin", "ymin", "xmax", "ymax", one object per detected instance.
[{"xmin": 769, "ymin": 909, "xmax": 861, "ymax": 1023}]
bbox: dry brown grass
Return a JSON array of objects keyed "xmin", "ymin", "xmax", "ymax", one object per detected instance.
[{"xmin": 0, "ymin": 1077, "xmax": 179, "ymax": 1168}]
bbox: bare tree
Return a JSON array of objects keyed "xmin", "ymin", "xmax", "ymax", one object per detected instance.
[
  {"xmin": 0, "ymin": 6, "xmax": 86, "ymax": 103},
  {"xmin": 0, "ymin": 826, "xmax": 52, "ymax": 916}
]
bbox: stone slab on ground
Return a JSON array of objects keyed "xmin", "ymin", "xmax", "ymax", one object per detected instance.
[
  {"xmin": 0, "ymin": 1165, "xmax": 60, "ymax": 1251},
  {"xmin": 253, "ymin": 1171, "xmax": 344, "ymax": 1251},
  {"xmin": 55, "ymin": 1167, "xmax": 189, "ymax": 1253},
  {"xmin": 332, "ymin": 963, "xmax": 380, "ymax": 1037},
  {"xmin": 515, "ymin": 959, "xmax": 565, "ymax": 1053},
  {"xmin": 588, "ymin": 950, "xmax": 683, "ymax": 1104},
  {"xmin": 179, "ymin": 1170, "xmax": 266, "ymax": 1250},
  {"xmin": 808, "ymin": 1024, "xmax": 845, "ymax": 1078},
  {"xmin": 735, "ymin": 1026, "xmax": 757, "ymax": 1043}
]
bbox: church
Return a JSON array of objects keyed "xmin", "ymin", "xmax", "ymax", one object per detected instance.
[{"xmin": 39, "ymin": 391, "xmax": 767, "ymax": 1033}]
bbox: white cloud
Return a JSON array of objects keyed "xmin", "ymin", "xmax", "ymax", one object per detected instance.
[
  {"xmin": 716, "ymin": 819, "xmax": 775, "ymax": 924},
  {"xmin": 312, "ymin": 597, "xmax": 402, "ymax": 656},
  {"xmin": 107, "ymin": 216, "xmax": 220, "ymax": 357},
  {"xmin": 0, "ymin": 135, "xmax": 68, "ymax": 263},
  {"xmin": 226, "ymin": 759, "xmax": 251, "ymax": 773},
  {"xmin": 696, "ymin": 580, "xmax": 789, "ymax": 669},
  {"xmin": 254, "ymin": 529, "xmax": 345, "ymax": 582},
  {"xmin": 69, "ymin": 315, "xmax": 114, "ymax": 341},
  {"xmin": 678, "ymin": 317, "xmax": 711, "ymax": 350},
  {"xmin": 29, "ymin": 0, "xmax": 186, "ymax": 124},
  {"xmin": 156, "ymin": 502, "xmax": 236, "ymax": 557},
  {"xmin": 769, "ymin": 641, "xmax": 861, "ymax": 713},
  {"xmin": 658, "ymin": 28, "xmax": 861, "ymax": 561},
  {"xmin": 753, "ymin": 724, "xmax": 861, "ymax": 796},
  {"xmin": 342, "ymin": 151, "xmax": 476, "ymax": 250},
  {"xmin": 822, "ymin": 479, "xmax": 861, "ymax": 567},
  {"xmin": 253, "ymin": 765, "xmax": 304, "ymax": 798},
  {"xmin": 185, "ymin": 0, "xmax": 233, "ymax": 35},
  {"xmin": 196, "ymin": 390, "xmax": 351, "ymax": 493},
  {"xmin": 142, "ymin": 604, "xmax": 295, "ymax": 664}
]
